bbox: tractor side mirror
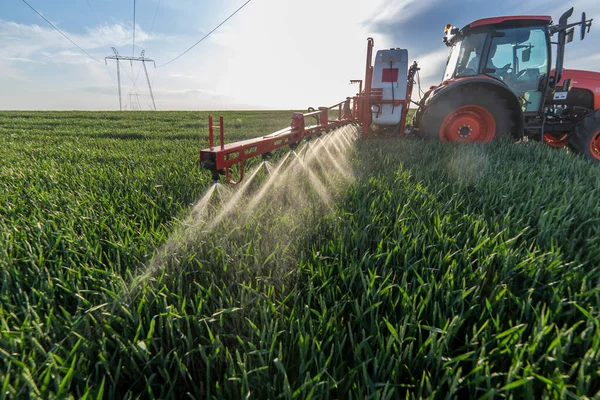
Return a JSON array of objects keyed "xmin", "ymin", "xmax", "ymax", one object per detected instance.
[
  {"xmin": 522, "ymin": 48, "xmax": 531, "ymax": 62},
  {"xmin": 580, "ymin": 12, "xmax": 593, "ymax": 40},
  {"xmin": 566, "ymin": 28, "xmax": 575, "ymax": 43}
]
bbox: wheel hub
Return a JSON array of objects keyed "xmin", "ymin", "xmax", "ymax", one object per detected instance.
[
  {"xmin": 439, "ymin": 105, "xmax": 496, "ymax": 143},
  {"xmin": 459, "ymin": 125, "xmax": 472, "ymax": 137}
]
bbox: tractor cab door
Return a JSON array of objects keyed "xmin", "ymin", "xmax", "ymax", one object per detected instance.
[{"xmin": 485, "ymin": 26, "xmax": 550, "ymax": 113}]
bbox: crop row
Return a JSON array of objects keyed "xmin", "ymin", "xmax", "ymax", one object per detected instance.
[{"xmin": 1, "ymin": 111, "xmax": 599, "ymax": 398}]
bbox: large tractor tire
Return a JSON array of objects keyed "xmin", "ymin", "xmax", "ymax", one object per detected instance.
[
  {"xmin": 569, "ymin": 110, "xmax": 600, "ymax": 163},
  {"xmin": 420, "ymin": 88, "xmax": 515, "ymax": 143}
]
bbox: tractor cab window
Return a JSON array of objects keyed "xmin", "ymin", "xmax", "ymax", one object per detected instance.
[
  {"xmin": 487, "ymin": 27, "xmax": 549, "ymax": 113},
  {"xmin": 443, "ymin": 33, "xmax": 487, "ymax": 80}
]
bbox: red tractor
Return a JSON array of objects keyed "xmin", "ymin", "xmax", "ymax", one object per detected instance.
[{"xmin": 411, "ymin": 8, "xmax": 600, "ymax": 162}]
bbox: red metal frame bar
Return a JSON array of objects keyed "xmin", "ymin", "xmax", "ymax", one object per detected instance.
[
  {"xmin": 361, "ymin": 38, "xmax": 375, "ymax": 135},
  {"xmin": 208, "ymin": 115, "xmax": 214, "ymax": 149},
  {"xmin": 350, "ymin": 79, "xmax": 363, "ymax": 94},
  {"xmin": 200, "ymin": 101, "xmax": 356, "ymax": 184},
  {"xmin": 219, "ymin": 116, "xmax": 225, "ymax": 150}
]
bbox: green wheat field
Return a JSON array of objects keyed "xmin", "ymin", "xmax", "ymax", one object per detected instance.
[{"xmin": 1, "ymin": 110, "xmax": 599, "ymax": 399}]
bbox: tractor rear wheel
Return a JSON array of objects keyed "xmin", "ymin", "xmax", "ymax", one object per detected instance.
[
  {"xmin": 421, "ymin": 88, "xmax": 514, "ymax": 143},
  {"xmin": 569, "ymin": 110, "xmax": 600, "ymax": 163}
]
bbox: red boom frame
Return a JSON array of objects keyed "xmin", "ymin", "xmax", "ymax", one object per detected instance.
[
  {"xmin": 199, "ymin": 38, "xmax": 418, "ymax": 184},
  {"xmin": 200, "ymin": 100, "xmax": 355, "ymax": 184}
]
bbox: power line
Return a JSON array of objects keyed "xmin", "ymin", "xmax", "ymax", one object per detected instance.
[
  {"xmin": 157, "ymin": 0, "xmax": 253, "ymax": 68},
  {"xmin": 105, "ymin": 62, "xmax": 116, "ymax": 85},
  {"xmin": 87, "ymin": 0, "xmax": 101, "ymax": 26},
  {"xmin": 133, "ymin": 61, "xmax": 144, "ymax": 87},
  {"xmin": 119, "ymin": 60, "xmax": 143, "ymax": 95},
  {"xmin": 19, "ymin": 0, "xmax": 101, "ymax": 63},
  {"xmin": 149, "ymin": 0, "xmax": 162, "ymax": 37}
]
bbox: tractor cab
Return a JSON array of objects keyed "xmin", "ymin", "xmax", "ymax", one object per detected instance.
[
  {"xmin": 442, "ymin": 17, "xmax": 552, "ymax": 114},
  {"xmin": 413, "ymin": 8, "xmax": 595, "ymax": 153}
]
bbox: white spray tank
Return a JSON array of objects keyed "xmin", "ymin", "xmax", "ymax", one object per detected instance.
[{"xmin": 371, "ymin": 48, "xmax": 409, "ymax": 126}]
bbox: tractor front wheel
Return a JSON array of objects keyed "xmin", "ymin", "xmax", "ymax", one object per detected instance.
[
  {"xmin": 569, "ymin": 110, "xmax": 600, "ymax": 163},
  {"xmin": 421, "ymin": 88, "xmax": 514, "ymax": 143},
  {"xmin": 543, "ymin": 133, "xmax": 568, "ymax": 148}
]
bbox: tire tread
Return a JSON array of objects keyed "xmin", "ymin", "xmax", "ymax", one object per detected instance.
[
  {"xmin": 420, "ymin": 87, "xmax": 516, "ymax": 141},
  {"xmin": 568, "ymin": 109, "xmax": 600, "ymax": 162}
]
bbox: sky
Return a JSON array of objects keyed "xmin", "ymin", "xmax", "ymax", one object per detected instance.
[{"xmin": 1, "ymin": 0, "xmax": 598, "ymax": 110}]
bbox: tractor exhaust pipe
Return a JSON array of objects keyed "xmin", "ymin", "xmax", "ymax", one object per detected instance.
[{"xmin": 554, "ymin": 7, "xmax": 574, "ymax": 86}]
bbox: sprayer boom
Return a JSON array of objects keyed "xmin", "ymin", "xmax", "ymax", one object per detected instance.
[
  {"xmin": 200, "ymin": 38, "xmax": 419, "ymax": 184},
  {"xmin": 200, "ymin": 101, "xmax": 355, "ymax": 184}
]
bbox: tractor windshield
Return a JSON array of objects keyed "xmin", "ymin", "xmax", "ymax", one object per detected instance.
[{"xmin": 442, "ymin": 33, "xmax": 487, "ymax": 80}]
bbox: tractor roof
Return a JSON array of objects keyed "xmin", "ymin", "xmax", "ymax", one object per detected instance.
[{"xmin": 465, "ymin": 15, "xmax": 552, "ymax": 30}]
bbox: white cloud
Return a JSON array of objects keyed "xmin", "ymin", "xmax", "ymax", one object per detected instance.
[
  {"xmin": 0, "ymin": 19, "xmax": 153, "ymax": 60},
  {"xmin": 1, "ymin": 57, "xmax": 42, "ymax": 64},
  {"xmin": 1, "ymin": 0, "xmax": 598, "ymax": 110},
  {"xmin": 565, "ymin": 53, "xmax": 600, "ymax": 71},
  {"xmin": 364, "ymin": 0, "xmax": 442, "ymax": 26},
  {"xmin": 412, "ymin": 48, "xmax": 448, "ymax": 80},
  {"xmin": 168, "ymin": 74, "xmax": 197, "ymax": 79},
  {"xmin": 159, "ymin": 0, "xmax": 388, "ymax": 109}
]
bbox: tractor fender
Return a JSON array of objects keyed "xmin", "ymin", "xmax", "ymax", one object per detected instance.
[{"xmin": 418, "ymin": 78, "xmax": 524, "ymax": 138}]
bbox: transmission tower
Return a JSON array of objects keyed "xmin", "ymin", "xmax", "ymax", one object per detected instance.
[
  {"xmin": 128, "ymin": 92, "xmax": 141, "ymax": 110},
  {"xmin": 105, "ymin": 48, "xmax": 157, "ymax": 111}
]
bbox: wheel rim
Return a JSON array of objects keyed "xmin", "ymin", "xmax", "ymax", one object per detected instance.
[
  {"xmin": 544, "ymin": 133, "xmax": 568, "ymax": 148},
  {"xmin": 439, "ymin": 105, "xmax": 496, "ymax": 143},
  {"xmin": 590, "ymin": 130, "xmax": 600, "ymax": 160}
]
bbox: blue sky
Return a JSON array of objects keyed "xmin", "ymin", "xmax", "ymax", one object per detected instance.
[{"xmin": 1, "ymin": 0, "xmax": 598, "ymax": 110}]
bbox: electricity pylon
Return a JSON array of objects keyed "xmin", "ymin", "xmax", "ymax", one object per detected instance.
[{"xmin": 105, "ymin": 48, "xmax": 156, "ymax": 111}]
